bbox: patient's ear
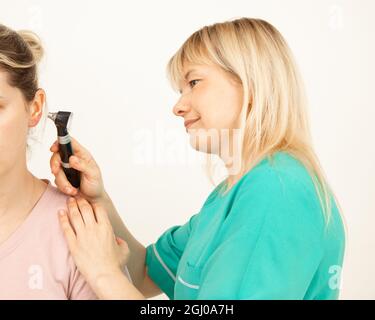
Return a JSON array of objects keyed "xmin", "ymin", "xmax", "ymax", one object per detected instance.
[{"xmin": 28, "ymin": 88, "xmax": 45, "ymax": 127}]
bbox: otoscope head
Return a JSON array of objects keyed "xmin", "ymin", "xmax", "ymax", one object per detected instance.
[{"xmin": 48, "ymin": 111, "xmax": 73, "ymax": 135}]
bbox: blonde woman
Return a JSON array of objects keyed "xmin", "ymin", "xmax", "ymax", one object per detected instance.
[
  {"xmin": 51, "ymin": 18, "xmax": 345, "ymax": 300},
  {"xmin": 0, "ymin": 24, "xmax": 97, "ymax": 299}
]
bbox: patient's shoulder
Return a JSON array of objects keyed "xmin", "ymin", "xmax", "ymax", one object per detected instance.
[
  {"xmin": 33, "ymin": 181, "xmax": 70, "ymax": 242},
  {"xmin": 41, "ymin": 180, "xmax": 70, "ymax": 207}
]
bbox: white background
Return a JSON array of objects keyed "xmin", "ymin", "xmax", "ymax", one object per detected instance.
[{"xmin": 1, "ymin": 0, "xmax": 374, "ymax": 299}]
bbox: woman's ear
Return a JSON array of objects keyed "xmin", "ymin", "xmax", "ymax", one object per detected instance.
[{"xmin": 28, "ymin": 88, "xmax": 45, "ymax": 127}]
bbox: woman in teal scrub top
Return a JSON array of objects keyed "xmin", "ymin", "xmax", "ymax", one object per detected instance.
[{"xmin": 51, "ymin": 17, "xmax": 345, "ymax": 299}]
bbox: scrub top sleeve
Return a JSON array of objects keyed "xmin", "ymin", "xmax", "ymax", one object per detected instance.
[
  {"xmin": 145, "ymin": 213, "xmax": 198, "ymax": 299},
  {"xmin": 197, "ymin": 170, "xmax": 325, "ymax": 299}
]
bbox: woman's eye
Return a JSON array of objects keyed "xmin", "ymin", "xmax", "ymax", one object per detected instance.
[{"xmin": 189, "ymin": 79, "xmax": 200, "ymax": 88}]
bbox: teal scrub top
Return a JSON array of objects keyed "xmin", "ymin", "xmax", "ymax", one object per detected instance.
[{"xmin": 145, "ymin": 152, "xmax": 345, "ymax": 300}]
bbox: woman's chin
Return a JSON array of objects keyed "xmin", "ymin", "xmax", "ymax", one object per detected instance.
[{"xmin": 188, "ymin": 134, "xmax": 219, "ymax": 155}]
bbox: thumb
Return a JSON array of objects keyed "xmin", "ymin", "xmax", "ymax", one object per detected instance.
[
  {"xmin": 116, "ymin": 237, "xmax": 129, "ymax": 250},
  {"xmin": 115, "ymin": 237, "xmax": 130, "ymax": 268},
  {"xmin": 68, "ymin": 137, "xmax": 101, "ymax": 178}
]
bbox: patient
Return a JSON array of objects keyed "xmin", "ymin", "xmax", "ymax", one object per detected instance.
[{"xmin": 0, "ymin": 24, "xmax": 96, "ymax": 299}]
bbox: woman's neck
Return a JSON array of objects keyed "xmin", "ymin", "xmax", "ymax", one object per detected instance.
[
  {"xmin": 0, "ymin": 159, "xmax": 48, "ymax": 246},
  {"xmin": 0, "ymin": 161, "xmax": 42, "ymax": 224}
]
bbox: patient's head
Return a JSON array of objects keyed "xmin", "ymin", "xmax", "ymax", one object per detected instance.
[{"xmin": 0, "ymin": 24, "xmax": 45, "ymax": 176}]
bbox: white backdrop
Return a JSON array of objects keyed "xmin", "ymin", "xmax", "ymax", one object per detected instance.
[{"xmin": 1, "ymin": 0, "xmax": 374, "ymax": 299}]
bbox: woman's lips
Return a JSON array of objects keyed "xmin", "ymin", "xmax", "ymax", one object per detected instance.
[{"xmin": 184, "ymin": 118, "xmax": 200, "ymax": 129}]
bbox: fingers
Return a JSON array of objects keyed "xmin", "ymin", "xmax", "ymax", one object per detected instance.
[
  {"xmin": 50, "ymin": 150, "xmax": 61, "ymax": 175},
  {"xmin": 57, "ymin": 170, "xmax": 78, "ymax": 195},
  {"xmin": 50, "ymin": 137, "xmax": 89, "ymax": 159},
  {"xmin": 58, "ymin": 209, "xmax": 77, "ymax": 252},
  {"xmin": 75, "ymin": 196, "xmax": 97, "ymax": 226},
  {"xmin": 69, "ymin": 137, "xmax": 94, "ymax": 163},
  {"xmin": 68, "ymin": 155, "xmax": 100, "ymax": 181},
  {"xmin": 49, "ymin": 137, "xmax": 101, "ymax": 184},
  {"xmin": 53, "ymin": 169, "xmax": 78, "ymax": 199},
  {"xmin": 50, "ymin": 140, "xmax": 59, "ymax": 153},
  {"xmin": 50, "ymin": 150, "xmax": 78, "ymax": 195},
  {"xmin": 67, "ymin": 198, "xmax": 85, "ymax": 233}
]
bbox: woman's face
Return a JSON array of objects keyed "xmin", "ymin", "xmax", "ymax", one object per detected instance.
[
  {"xmin": 0, "ymin": 70, "xmax": 43, "ymax": 176},
  {"xmin": 173, "ymin": 62, "xmax": 244, "ymax": 163}
]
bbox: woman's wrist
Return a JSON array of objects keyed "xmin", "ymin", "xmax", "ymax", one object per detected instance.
[
  {"xmin": 92, "ymin": 268, "xmax": 145, "ymax": 300},
  {"xmin": 90, "ymin": 267, "xmax": 123, "ymax": 296},
  {"xmin": 90, "ymin": 189, "xmax": 111, "ymax": 206}
]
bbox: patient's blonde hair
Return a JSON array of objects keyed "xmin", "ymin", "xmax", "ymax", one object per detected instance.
[
  {"xmin": 0, "ymin": 24, "xmax": 46, "ymax": 153},
  {"xmin": 0, "ymin": 24, "xmax": 44, "ymax": 101},
  {"xmin": 167, "ymin": 17, "xmax": 336, "ymax": 221}
]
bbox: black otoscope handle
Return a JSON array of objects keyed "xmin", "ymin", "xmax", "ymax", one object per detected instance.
[{"xmin": 58, "ymin": 137, "xmax": 81, "ymax": 189}]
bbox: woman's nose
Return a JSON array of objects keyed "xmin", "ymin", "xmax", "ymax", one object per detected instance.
[{"xmin": 172, "ymin": 100, "xmax": 190, "ymax": 117}]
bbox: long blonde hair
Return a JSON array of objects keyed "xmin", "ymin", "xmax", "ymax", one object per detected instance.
[{"xmin": 167, "ymin": 18, "xmax": 334, "ymax": 221}]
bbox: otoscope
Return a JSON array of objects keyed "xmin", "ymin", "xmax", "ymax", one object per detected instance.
[{"xmin": 48, "ymin": 111, "xmax": 81, "ymax": 189}]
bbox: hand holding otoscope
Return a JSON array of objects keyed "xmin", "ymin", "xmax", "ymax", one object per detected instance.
[{"xmin": 49, "ymin": 111, "xmax": 105, "ymax": 201}]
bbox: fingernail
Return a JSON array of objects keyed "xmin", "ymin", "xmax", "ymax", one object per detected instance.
[
  {"xmin": 58, "ymin": 210, "xmax": 66, "ymax": 216},
  {"xmin": 69, "ymin": 197, "xmax": 75, "ymax": 203}
]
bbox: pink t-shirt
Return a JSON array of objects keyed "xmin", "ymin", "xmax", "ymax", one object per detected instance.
[{"xmin": 0, "ymin": 180, "xmax": 97, "ymax": 300}]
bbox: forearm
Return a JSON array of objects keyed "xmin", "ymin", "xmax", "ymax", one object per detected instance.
[{"xmin": 94, "ymin": 191, "xmax": 147, "ymax": 289}]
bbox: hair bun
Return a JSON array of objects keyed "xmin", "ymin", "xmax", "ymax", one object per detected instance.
[{"xmin": 17, "ymin": 30, "xmax": 44, "ymax": 64}]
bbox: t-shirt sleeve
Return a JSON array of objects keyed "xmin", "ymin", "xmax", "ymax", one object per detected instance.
[
  {"xmin": 197, "ymin": 168, "xmax": 325, "ymax": 299},
  {"xmin": 145, "ymin": 214, "xmax": 199, "ymax": 299}
]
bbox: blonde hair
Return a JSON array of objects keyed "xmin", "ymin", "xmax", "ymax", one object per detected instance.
[
  {"xmin": 0, "ymin": 24, "xmax": 46, "ymax": 153},
  {"xmin": 0, "ymin": 24, "xmax": 44, "ymax": 101},
  {"xmin": 167, "ymin": 17, "xmax": 335, "ymax": 221}
]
